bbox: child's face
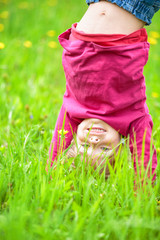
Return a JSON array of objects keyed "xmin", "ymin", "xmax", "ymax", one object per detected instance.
[{"xmin": 76, "ymin": 118, "xmax": 121, "ymax": 163}]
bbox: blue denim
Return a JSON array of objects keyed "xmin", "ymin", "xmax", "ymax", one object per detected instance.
[{"xmin": 86, "ymin": 0, "xmax": 160, "ymax": 25}]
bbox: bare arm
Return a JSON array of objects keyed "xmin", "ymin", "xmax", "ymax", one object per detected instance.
[
  {"xmin": 48, "ymin": 105, "xmax": 78, "ymax": 166},
  {"xmin": 129, "ymin": 116, "xmax": 157, "ymax": 185}
]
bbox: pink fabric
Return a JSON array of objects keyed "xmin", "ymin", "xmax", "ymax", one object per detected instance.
[
  {"xmin": 49, "ymin": 26, "xmax": 157, "ymax": 181},
  {"xmin": 70, "ymin": 23, "xmax": 148, "ymax": 46}
]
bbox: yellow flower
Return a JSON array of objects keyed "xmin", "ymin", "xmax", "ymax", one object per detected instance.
[
  {"xmin": 149, "ymin": 31, "xmax": 160, "ymax": 39},
  {"xmin": 23, "ymin": 41, "xmax": 32, "ymax": 48},
  {"xmin": 18, "ymin": 2, "xmax": 32, "ymax": 9},
  {"xmin": 100, "ymin": 193, "xmax": 104, "ymax": 198},
  {"xmin": 47, "ymin": 0, "xmax": 57, "ymax": 6},
  {"xmin": 0, "ymin": 42, "xmax": 5, "ymax": 49},
  {"xmin": 0, "ymin": 11, "xmax": 9, "ymax": 19},
  {"xmin": 58, "ymin": 129, "xmax": 69, "ymax": 136},
  {"xmin": 47, "ymin": 30, "xmax": 56, "ymax": 37},
  {"xmin": 157, "ymin": 148, "xmax": 160, "ymax": 153},
  {"xmin": 0, "ymin": 0, "xmax": 9, "ymax": 4},
  {"xmin": 0, "ymin": 23, "xmax": 4, "ymax": 32},
  {"xmin": 157, "ymin": 200, "xmax": 160, "ymax": 205},
  {"xmin": 48, "ymin": 41, "xmax": 57, "ymax": 48},
  {"xmin": 151, "ymin": 92, "xmax": 159, "ymax": 98},
  {"xmin": 148, "ymin": 37, "xmax": 157, "ymax": 45}
]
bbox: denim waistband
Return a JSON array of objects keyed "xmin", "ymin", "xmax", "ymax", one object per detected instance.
[{"xmin": 86, "ymin": 0, "xmax": 160, "ymax": 25}]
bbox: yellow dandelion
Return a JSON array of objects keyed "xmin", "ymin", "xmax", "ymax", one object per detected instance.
[
  {"xmin": 148, "ymin": 37, "xmax": 157, "ymax": 45},
  {"xmin": 149, "ymin": 31, "xmax": 160, "ymax": 39},
  {"xmin": 47, "ymin": 30, "xmax": 56, "ymax": 37},
  {"xmin": 58, "ymin": 129, "xmax": 69, "ymax": 135},
  {"xmin": 0, "ymin": 23, "xmax": 4, "ymax": 32},
  {"xmin": 18, "ymin": 2, "xmax": 31, "ymax": 9},
  {"xmin": 47, "ymin": 0, "xmax": 57, "ymax": 6},
  {"xmin": 23, "ymin": 41, "xmax": 32, "ymax": 48},
  {"xmin": 151, "ymin": 92, "xmax": 159, "ymax": 98},
  {"xmin": 0, "ymin": 42, "xmax": 5, "ymax": 49},
  {"xmin": 0, "ymin": 0, "xmax": 9, "ymax": 4},
  {"xmin": 0, "ymin": 11, "xmax": 9, "ymax": 19},
  {"xmin": 157, "ymin": 200, "xmax": 160, "ymax": 205},
  {"xmin": 48, "ymin": 41, "xmax": 57, "ymax": 48},
  {"xmin": 157, "ymin": 148, "xmax": 160, "ymax": 153}
]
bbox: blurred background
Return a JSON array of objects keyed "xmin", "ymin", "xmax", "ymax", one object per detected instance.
[
  {"xmin": 0, "ymin": 2, "xmax": 160, "ymax": 239},
  {"xmin": 0, "ymin": 0, "xmax": 160, "ymax": 157}
]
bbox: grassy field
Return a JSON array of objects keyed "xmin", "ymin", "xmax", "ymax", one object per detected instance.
[{"xmin": 0, "ymin": 0, "xmax": 160, "ymax": 239}]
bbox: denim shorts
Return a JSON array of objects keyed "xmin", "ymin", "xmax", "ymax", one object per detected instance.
[{"xmin": 86, "ymin": 0, "xmax": 160, "ymax": 25}]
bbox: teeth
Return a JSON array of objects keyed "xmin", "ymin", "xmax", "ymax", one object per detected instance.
[
  {"xmin": 88, "ymin": 128, "xmax": 105, "ymax": 132},
  {"xmin": 94, "ymin": 129, "xmax": 103, "ymax": 132}
]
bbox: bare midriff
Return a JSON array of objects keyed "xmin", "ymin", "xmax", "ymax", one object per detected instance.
[{"xmin": 76, "ymin": 1, "xmax": 145, "ymax": 35}]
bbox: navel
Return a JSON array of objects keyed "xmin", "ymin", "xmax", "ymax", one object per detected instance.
[{"xmin": 100, "ymin": 10, "xmax": 106, "ymax": 16}]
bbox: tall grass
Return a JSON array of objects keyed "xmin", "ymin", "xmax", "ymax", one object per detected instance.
[{"xmin": 0, "ymin": 0, "xmax": 160, "ymax": 239}]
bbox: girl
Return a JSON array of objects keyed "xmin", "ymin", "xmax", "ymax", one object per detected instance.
[{"xmin": 49, "ymin": 1, "xmax": 160, "ymax": 181}]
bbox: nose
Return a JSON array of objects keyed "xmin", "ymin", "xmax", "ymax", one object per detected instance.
[{"xmin": 89, "ymin": 136, "xmax": 100, "ymax": 145}]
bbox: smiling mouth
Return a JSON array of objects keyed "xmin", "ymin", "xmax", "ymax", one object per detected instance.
[{"xmin": 87, "ymin": 128, "xmax": 106, "ymax": 133}]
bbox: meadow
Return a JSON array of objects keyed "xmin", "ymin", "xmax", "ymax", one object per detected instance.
[{"xmin": 0, "ymin": 0, "xmax": 160, "ymax": 239}]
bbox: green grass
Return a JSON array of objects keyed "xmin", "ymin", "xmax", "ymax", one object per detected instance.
[{"xmin": 0, "ymin": 0, "xmax": 160, "ymax": 239}]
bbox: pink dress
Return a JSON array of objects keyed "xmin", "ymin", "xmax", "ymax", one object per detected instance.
[{"xmin": 49, "ymin": 24, "xmax": 157, "ymax": 181}]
